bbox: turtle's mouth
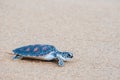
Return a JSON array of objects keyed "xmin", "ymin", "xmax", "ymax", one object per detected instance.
[
  {"xmin": 71, "ymin": 55, "xmax": 73, "ymax": 58},
  {"xmin": 64, "ymin": 57, "xmax": 73, "ymax": 61}
]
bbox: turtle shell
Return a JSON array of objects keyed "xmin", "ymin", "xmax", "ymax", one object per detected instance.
[{"xmin": 13, "ymin": 44, "xmax": 57, "ymax": 56}]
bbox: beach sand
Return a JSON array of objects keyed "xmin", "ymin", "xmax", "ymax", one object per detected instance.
[{"xmin": 0, "ymin": 0, "xmax": 120, "ymax": 80}]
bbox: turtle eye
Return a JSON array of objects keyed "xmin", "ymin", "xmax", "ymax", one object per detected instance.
[
  {"xmin": 67, "ymin": 54, "xmax": 69, "ymax": 57},
  {"xmin": 67, "ymin": 53, "xmax": 73, "ymax": 58},
  {"xmin": 62, "ymin": 52, "xmax": 73, "ymax": 58},
  {"xmin": 67, "ymin": 54, "xmax": 71, "ymax": 58}
]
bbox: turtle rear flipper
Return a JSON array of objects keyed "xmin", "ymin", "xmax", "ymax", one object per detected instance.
[{"xmin": 13, "ymin": 55, "xmax": 23, "ymax": 60}]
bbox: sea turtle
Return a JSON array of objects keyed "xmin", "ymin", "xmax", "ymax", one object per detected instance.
[{"xmin": 12, "ymin": 44, "xmax": 73, "ymax": 66}]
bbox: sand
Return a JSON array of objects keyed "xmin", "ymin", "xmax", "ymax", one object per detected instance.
[{"xmin": 0, "ymin": 0, "xmax": 120, "ymax": 80}]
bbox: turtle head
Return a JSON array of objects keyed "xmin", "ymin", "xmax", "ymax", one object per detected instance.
[{"xmin": 56, "ymin": 52, "xmax": 73, "ymax": 61}]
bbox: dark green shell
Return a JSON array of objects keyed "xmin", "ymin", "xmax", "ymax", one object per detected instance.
[{"xmin": 13, "ymin": 44, "xmax": 57, "ymax": 56}]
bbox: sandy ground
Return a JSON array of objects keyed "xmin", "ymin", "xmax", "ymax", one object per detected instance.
[{"xmin": 0, "ymin": 0, "xmax": 120, "ymax": 80}]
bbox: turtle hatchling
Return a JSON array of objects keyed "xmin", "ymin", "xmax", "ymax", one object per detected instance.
[{"xmin": 12, "ymin": 44, "xmax": 73, "ymax": 66}]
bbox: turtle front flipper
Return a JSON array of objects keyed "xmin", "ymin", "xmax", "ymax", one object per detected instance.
[
  {"xmin": 13, "ymin": 55, "xmax": 23, "ymax": 60},
  {"xmin": 58, "ymin": 57, "xmax": 64, "ymax": 67}
]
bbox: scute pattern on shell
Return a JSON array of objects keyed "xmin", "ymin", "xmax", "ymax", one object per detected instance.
[{"xmin": 13, "ymin": 44, "xmax": 57, "ymax": 56}]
